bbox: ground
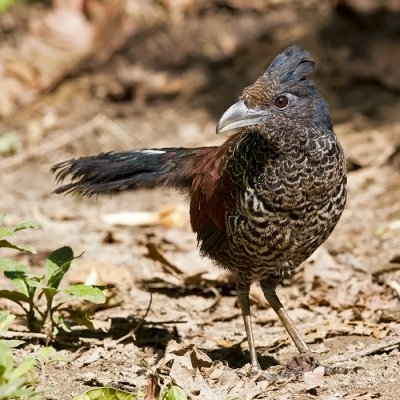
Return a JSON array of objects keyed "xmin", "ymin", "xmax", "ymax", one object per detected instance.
[{"xmin": 1, "ymin": 2, "xmax": 400, "ymax": 400}]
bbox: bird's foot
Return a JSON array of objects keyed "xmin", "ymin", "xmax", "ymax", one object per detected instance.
[
  {"xmin": 256, "ymin": 352, "xmax": 351, "ymax": 382},
  {"xmin": 249, "ymin": 363, "xmax": 261, "ymax": 376},
  {"xmin": 285, "ymin": 352, "xmax": 351, "ymax": 377},
  {"xmin": 284, "ymin": 352, "xmax": 319, "ymax": 376}
]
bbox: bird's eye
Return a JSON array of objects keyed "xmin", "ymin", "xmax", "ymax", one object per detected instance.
[{"xmin": 274, "ymin": 95, "xmax": 289, "ymax": 109}]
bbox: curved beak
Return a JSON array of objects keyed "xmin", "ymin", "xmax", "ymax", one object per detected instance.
[{"xmin": 216, "ymin": 100, "xmax": 268, "ymax": 134}]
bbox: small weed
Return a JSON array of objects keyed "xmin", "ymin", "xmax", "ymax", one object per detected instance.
[
  {"xmin": 0, "ymin": 341, "xmax": 39, "ymax": 400},
  {"xmin": 0, "ymin": 311, "xmax": 39, "ymax": 400},
  {"xmin": 159, "ymin": 382, "xmax": 188, "ymax": 400},
  {"xmin": 0, "ymin": 213, "xmax": 106, "ymax": 341},
  {"xmin": 72, "ymin": 387, "xmax": 145, "ymax": 400}
]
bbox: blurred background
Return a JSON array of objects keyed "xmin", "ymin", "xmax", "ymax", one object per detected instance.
[{"xmin": 1, "ymin": 0, "xmax": 400, "ymax": 398}]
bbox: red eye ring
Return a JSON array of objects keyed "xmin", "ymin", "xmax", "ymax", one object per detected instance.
[{"xmin": 274, "ymin": 95, "xmax": 289, "ymax": 109}]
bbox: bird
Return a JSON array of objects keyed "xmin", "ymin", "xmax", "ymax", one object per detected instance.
[{"xmin": 52, "ymin": 45, "xmax": 347, "ymax": 375}]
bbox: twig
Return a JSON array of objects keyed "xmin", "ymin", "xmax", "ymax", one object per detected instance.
[
  {"xmin": 133, "ymin": 290, "xmax": 153, "ymax": 334},
  {"xmin": 115, "ymin": 291, "xmax": 153, "ymax": 344},
  {"xmin": 0, "ymin": 330, "xmax": 47, "ymax": 340},
  {"xmin": 354, "ymin": 336, "xmax": 400, "ymax": 358},
  {"xmin": 145, "ymin": 319, "xmax": 187, "ymax": 325},
  {"xmin": 327, "ymin": 336, "xmax": 400, "ymax": 364},
  {"xmin": 201, "ymin": 286, "xmax": 221, "ymax": 312},
  {"xmin": 0, "ymin": 114, "xmax": 106, "ymax": 171}
]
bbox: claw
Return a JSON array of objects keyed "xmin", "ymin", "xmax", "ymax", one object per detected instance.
[
  {"xmin": 256, "ymin": 352, "xmax": 352, "ymax": 382},
  {"xmin": 250, "ymin": 363, "xmax": 261, "ymax": 376},
  {"xmin": 285, "ymin": 352, "xmax": 320, "ymax": 376}
]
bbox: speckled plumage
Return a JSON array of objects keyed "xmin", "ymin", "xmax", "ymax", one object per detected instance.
[
  {"xmin": 52, "ymin": 45, "xmax": 347, "ymax": 373},
  {"xmin": 192, "ymin": 46, "xmax": 346, "ymax": 288},
  {"xmin": 208, "ymin": 122, "xmax": 346, "ymax": 285}
]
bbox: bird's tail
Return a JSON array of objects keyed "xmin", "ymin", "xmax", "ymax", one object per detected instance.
[{"xmin": 52, "ymin": 147, "xmax": 215, "ymax": 197}]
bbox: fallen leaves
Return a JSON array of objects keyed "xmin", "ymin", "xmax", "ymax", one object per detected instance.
[{"xmin": 154, "ymin": 340, "xmax": 273, "ymax": 399}]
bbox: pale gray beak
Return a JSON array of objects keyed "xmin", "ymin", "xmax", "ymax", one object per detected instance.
[{"xmin": 216, "ymin": 100, "xmax": 268, "ymax": 134}]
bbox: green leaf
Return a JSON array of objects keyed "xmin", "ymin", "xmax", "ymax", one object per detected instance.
[
  {"xmin": 0, "ymin": 215, "xmax": 38, "ymax": 254},
  {"xmin": 0, "ymin": 258, "xmax": 28, "ymax": 273},
  {"xmin": 52, "ymin": 315, "xmax": 71, "ymax": 333},
  {"xmin": 0, "ymin": 311, "xmax": 15, "ymax": 332},
  {"xmin": 160, "ymin": 383, "xmax": 188, "ymax": 400},
  {"xmin": 0, "ymin": 227, "xmax": 13, "ymax": 238},
  {"xmin": 0, "ymin": 377, "xmax": 26, "ymax": 398},
  {"xmin": 10, "ymin": 357, "xmax": 35, "ymax": 379},
  {"xmin": 24, "ymin": 275, "xmax": 45, "ymax": 288},
  {"xmin": 47, "ymin": 354, "xmax": 70, "ymax": 363},
  {"xmin": 0, "ymin": 341, "xmax": 13, "ymax": 380},
  {"xmin": 42, "ymin": 287, "xmax": 58, "ymax": 306},
  {"xmin": 0, "ymin": 239, "xmax": 36, "ymax": 253},
  {"xmin": 0, "ymin": 259, "xmax": 30, "ymax": 296},
  {"xmin": 0, "ymin": 213, "xmax": 5, "ymax": 223},
  {"xmin": 13, "ymin": 220, "xmax": 39, "ymax": 232},
  {"xmin": 0, "ymin": 290, "xmax": 31, "ymax": 304},
  {"xmin": 39, "ymin": 346, "xmax": 55, "ymax": 362},
  {"xmin": 52, "ymin": 325, "xmax": 59, "ymax": 337},
  {"xmin": 63, "ymin": 285, "xmax": 106, "ymax": 304},
  {"xmin": 72, "ymin": 387, "xmax": 137, "ymax": 400},
  {"xmin": 4, "ymin": 340, "xmax": 25, "ymax": 348},
  {"xmin": 46, "ymin": 247, "xmax": 74, "ymax": 289},
  {"xmin": 38, "ymin": 346, "xmax": 69, "ymax": 363}
]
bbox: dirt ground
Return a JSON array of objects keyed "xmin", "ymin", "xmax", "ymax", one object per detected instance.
[{"xmin": 1, "ymin": 2, "xmax": 400, "ymax": 400}]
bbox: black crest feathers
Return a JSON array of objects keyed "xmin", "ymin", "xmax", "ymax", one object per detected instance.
[{"xmin": 265, "ymin": 45, "xmax": 315, "ymax": 86}]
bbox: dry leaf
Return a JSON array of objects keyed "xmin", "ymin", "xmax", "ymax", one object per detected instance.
[
  {"xmin": 102, "ymin": 205, "xmax": 187, "ymax": 228},
  {"xmin": 304, "ymin": 247, "xmax": 353, "ymax": 287},
  {"xmin": 303, "ymin": 365, "xmax": 325, "ymax": 390},
  {"xmin": 156, "ymin": 340, "xmax": 274, "ymax": 399}
]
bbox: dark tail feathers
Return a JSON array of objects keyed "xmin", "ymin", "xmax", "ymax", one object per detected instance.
[{"xmin": 52, "ymin": 148, "xmax": 213, "ymax": 197}]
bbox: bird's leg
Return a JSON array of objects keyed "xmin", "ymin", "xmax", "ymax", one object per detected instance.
[
  {"xmin": 259, "ymin": 281, "xmax": 351, "ymax": 378},
  {"xmin": 260, "ymin": 280, "xmax": 309, "ymax": 354},
  {"xmin": 236, "ymin": 281, "xmax": 260, "ymax": 375}
]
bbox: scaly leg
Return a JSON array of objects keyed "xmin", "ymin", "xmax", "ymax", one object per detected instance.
[
  {"xmin": 236, "ymin": 282, "xmax": 260, "ymax": 374},
  {"xmin": 259, "ymin": 281, "xmax": 350, "ymax": 377},
  {"xmin": 260, "ymin": 280, "xmax": 309, "ymax": 353}
]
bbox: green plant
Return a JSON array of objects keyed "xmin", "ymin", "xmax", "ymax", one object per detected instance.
[
  {"xmin": 0, "ymin": 313, "xmax": 39, "ymax": 400},
  {"xmin": 34, "ymin": 346, "xmax": 69, "ymax": 382},
  {"xmin": 72, "ymin": 387, "xmax": 145, "ymax": 400},
  {"xmin": 0, "ymin": 341, "xmax": 39, "ymax": 400},
  {"xmin": 0, "ymin": 213, "xmax": 106, "ymax": 339},
  {"xmin": 0, "ymin": 312, "xmax": 72, "ymax": 399},
  {"xmin": 0, "ymin": 212, "xmax": 38, "ymax": 253},
  {"xmin": 159, "ymin": 382, "xmax": 187, "ymax": 400},
  {"xmin": 0, "ymin": 311, "xmax": 25, "ymax": 349},
  {"xmin": 0, "ymin": 310, "xmax": 16, "ymax": 332}
]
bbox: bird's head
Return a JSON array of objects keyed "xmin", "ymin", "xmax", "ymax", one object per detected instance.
[{"xmin": 216, "ymin": 45, "xmax": 332, "ymax": 136}]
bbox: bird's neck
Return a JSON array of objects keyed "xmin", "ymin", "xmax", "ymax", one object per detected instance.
[{"xmin": 223, "ymin": 131, "xmax": 269, "ymax": 186}]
